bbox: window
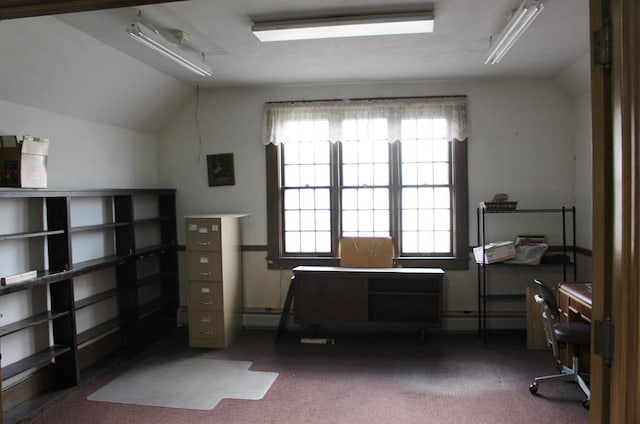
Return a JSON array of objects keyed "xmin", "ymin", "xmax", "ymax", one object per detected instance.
[{"xmin": 266, "ymin": 97, "xmax": 469, "ymax": 269}]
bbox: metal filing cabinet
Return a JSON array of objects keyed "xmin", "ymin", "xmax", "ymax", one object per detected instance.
[{"xmin": 185, "ymin": 214, "xmax": 244, "ymax": 348}]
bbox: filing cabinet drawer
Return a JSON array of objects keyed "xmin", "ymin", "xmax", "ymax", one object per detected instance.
[
  {"xmin": 188, "ymin": 310, "xmax": 225, "ymax": 341},
  {"xmin": 186, "ymin": 218, "xmax": 222, "ymax": 251},
  {"xmin": 189, "ymin": 282, "xmax": 223, "ymax": 312},
  {"xmin": 187, "ymin": 251, "xmax": 222, "ymax": 281}
]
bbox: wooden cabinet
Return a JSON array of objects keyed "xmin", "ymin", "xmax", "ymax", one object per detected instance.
[
  {"xmin": 0, "ymin": 188, "xmax": 178, "ymax": 422},
  {"xmin": 295, "ymin": 275, "xmax": 368, "ymax": 325},
  {"xmin": 558, "ymin": 283, "xmax": 592, "ymax": 323},
  {"xmin": 558, "ymin": 282, "xmax": 592, "ymax": 369},
  {"xmin": 293, "ymin": 266, "xmax": 444, "ymax": 330},
  {"xmin": 185, "ymin": 215, "xmax": 244, "ymax": 348}
]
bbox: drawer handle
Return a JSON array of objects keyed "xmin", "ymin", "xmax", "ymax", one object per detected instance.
[
  {"xmin": 200, "ymin": 301, "xmax": 214, "ymax": 305},
  {"xmin": 199, "ymin": 272, "xmax": 212, "ymax": 276},
  {"xmin": 197, "ymin": 241, "xmax": 211, "ymax": 246},
  {"xmin": 200, "ymin": 330, "xmax": 214, "ymax": 335}
]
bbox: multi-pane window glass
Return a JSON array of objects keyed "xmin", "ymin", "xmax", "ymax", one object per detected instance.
[
  {"xmin": 279, "ymin": 114, "xmax": 458, "ymax": 257},
  {"xmin": 341, "ymin": 118, "xmax": 390, "ymax": 237},
  {"xmin": 282, "ymin": 120, "xmax": 332, "ymax": 254},
  {"xmin": 400, "ymin": 118, "xmax": 452, "ymax": 254}
]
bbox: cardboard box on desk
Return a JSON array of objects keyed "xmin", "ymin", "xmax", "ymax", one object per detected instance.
[
  {"xmin": 0, "ymin": 135, "xmax": 49, "ymax": 188},
  {"xmin": 339, "ymin": 237, "xmax": 395, "ymax": 268},
  {"xmin": 473, "ymin": 241, "xmax": 516, "ymax": 264}
]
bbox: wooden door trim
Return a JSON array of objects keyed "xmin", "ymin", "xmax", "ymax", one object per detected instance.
[
  {"xmin": 609, "ymin": 1, "xmax": 640, "ymax": 422},
  {"xmin": 591, "ymin": 0, "xmax": 640, "ymax": 422},
  {"xmin": 589, "ymin": 0, "xmax": 612, "ymax": 420}
]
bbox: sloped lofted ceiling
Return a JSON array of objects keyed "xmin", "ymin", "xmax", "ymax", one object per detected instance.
[
  {"xmin": 0, "ymin": 0, "xmax": 590, "ymax": 133},
  {"xmin": 0, "ymin": 15, "xmax": 193, "ymax": 133}
]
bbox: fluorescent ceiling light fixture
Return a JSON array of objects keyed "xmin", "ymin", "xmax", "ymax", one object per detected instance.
[
  {"xmin": 252, "ymin": 12, "xmax": 434, "ymax": 42},
  {"xmin": 126, "ymin": 22, "xmax": 212, "ymax": 77},
  {"xmin": 483, "ymin": 0, "xmax": 544, "ymax": 65}
]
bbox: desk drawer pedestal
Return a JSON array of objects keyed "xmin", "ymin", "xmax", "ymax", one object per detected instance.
[{"xmin": 293, "ymin": 266, "xmax": 444, "ymax": 330}]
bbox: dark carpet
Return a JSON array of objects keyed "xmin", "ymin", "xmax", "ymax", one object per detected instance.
[{"xmin": 24, "ymin": 328, "xmax": 589, "ymax": 424}]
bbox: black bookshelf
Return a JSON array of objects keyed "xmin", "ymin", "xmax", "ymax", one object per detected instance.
[{"xmin": 0, "ymin": 188, "xmax": 179, "ymax": 419}]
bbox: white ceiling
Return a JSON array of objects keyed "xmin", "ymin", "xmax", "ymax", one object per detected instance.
[
  {"xmin": 0, "ymin": 0, "xmax": 589, "ymax": 134},
  {"xmin": 57, "ymin": 0, "xmax": 590, "ymax": 88}
]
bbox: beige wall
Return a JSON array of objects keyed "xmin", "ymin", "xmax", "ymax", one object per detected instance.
[{"xmin": 161, "ymin": 79, "xmax": 581, "ymax": 330}]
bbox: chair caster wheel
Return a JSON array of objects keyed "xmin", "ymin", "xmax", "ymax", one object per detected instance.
[
  {"xmin": 582, "ymin": 398, "xmax": 590, "ymax": 410},
  {"xmin": 529, "ymin": 383, "xmax": 538, "ymax": 395}
]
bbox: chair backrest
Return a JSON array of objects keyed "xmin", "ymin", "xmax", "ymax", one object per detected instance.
[
  {"xmin": 532, "ymin": 279, "xmax": 559, "ymax": 320},
  {"xmin": 532, "ymin": 279, "xmax": 560, "ymax": 358}
]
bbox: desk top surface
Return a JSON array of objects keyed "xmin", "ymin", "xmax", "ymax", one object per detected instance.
[
  {"xmin": 559, "ymin": 282, "xmax": 592, "ymax": 306},
  {"xmin": 293, "ymin": 265, "xmax": 444, "ymax": 275}
]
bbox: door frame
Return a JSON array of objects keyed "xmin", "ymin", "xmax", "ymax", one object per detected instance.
[{"xmin": 590, "ymin": 0, "xmax": 640, "ymax": 422}]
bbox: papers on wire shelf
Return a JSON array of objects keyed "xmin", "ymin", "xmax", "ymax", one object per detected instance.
[
  {"xmin": 473, "ymin": 241, "xmax": 516, "ymax": 264},
  {"xmin": 1, "ymin": 270, "xmax": 37, "ymax": 286},
  {"xmin": 515, "ymin": 234, "xmax": 548, "ymax": 245}
]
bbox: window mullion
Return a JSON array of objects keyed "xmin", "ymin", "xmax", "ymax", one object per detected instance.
[
  {"xmin": 278, "ymin": 145, "xmax": 287, "ymax": 254},
  {"xmin": 331, "ymin": 141, "xmax": 341, "ymax": 256},
  {"xmin": 390, "ymin": 140, "xmax": 401, "ymax": 256}
]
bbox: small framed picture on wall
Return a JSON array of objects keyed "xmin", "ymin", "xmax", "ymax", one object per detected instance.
[{"xmin": 207, "ymin": 153, "xmax": 235, "ymax": 186}]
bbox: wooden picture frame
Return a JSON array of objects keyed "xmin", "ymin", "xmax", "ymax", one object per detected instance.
[{"xmin": 207, "ymin": 153, "xmax": 235, "ymax": 186}]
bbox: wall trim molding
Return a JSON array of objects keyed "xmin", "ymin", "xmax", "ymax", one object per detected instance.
[
  {"xmin": 574, "ymin": 246, "xmax": 592, "ymax": 257},
  {"xmin": 241, "ymin": 244, "xmax": 593, "ymax": 257},
  {"xmin": 242, "ymin": 245, "xmax": 268, "ymax": 251}
]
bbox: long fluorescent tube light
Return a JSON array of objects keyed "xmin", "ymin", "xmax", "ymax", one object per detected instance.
[
  {"xmin": 483, "ymin": 0, "xmax": 544, "ymax": 65},
  {"xmin": 126, "ymin": 22, "xmax": 213, "ymax": 77},
  {"xmin": 252, "ymin": 12, "xmax": 434, "ymax": 42}
]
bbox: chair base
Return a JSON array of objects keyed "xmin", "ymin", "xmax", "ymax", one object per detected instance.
[{"xmin": 529, "ymin": 356, "xmax": 590, "ymax": 409}]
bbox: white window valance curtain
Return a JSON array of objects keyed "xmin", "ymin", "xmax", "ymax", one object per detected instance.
[{"xmin": 263, "ymin": 96, "xmax": 469, "ymax": 145}]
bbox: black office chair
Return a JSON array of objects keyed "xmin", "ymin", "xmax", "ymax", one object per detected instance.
[{"xmin": 529, "ymin": 279, "xmax": 591, "ymax": 409}]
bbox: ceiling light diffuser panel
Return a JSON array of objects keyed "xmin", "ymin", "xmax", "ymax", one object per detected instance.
[{"xmin": 252, "ymin": 12, "xmax": 434, "ymax": 42}]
